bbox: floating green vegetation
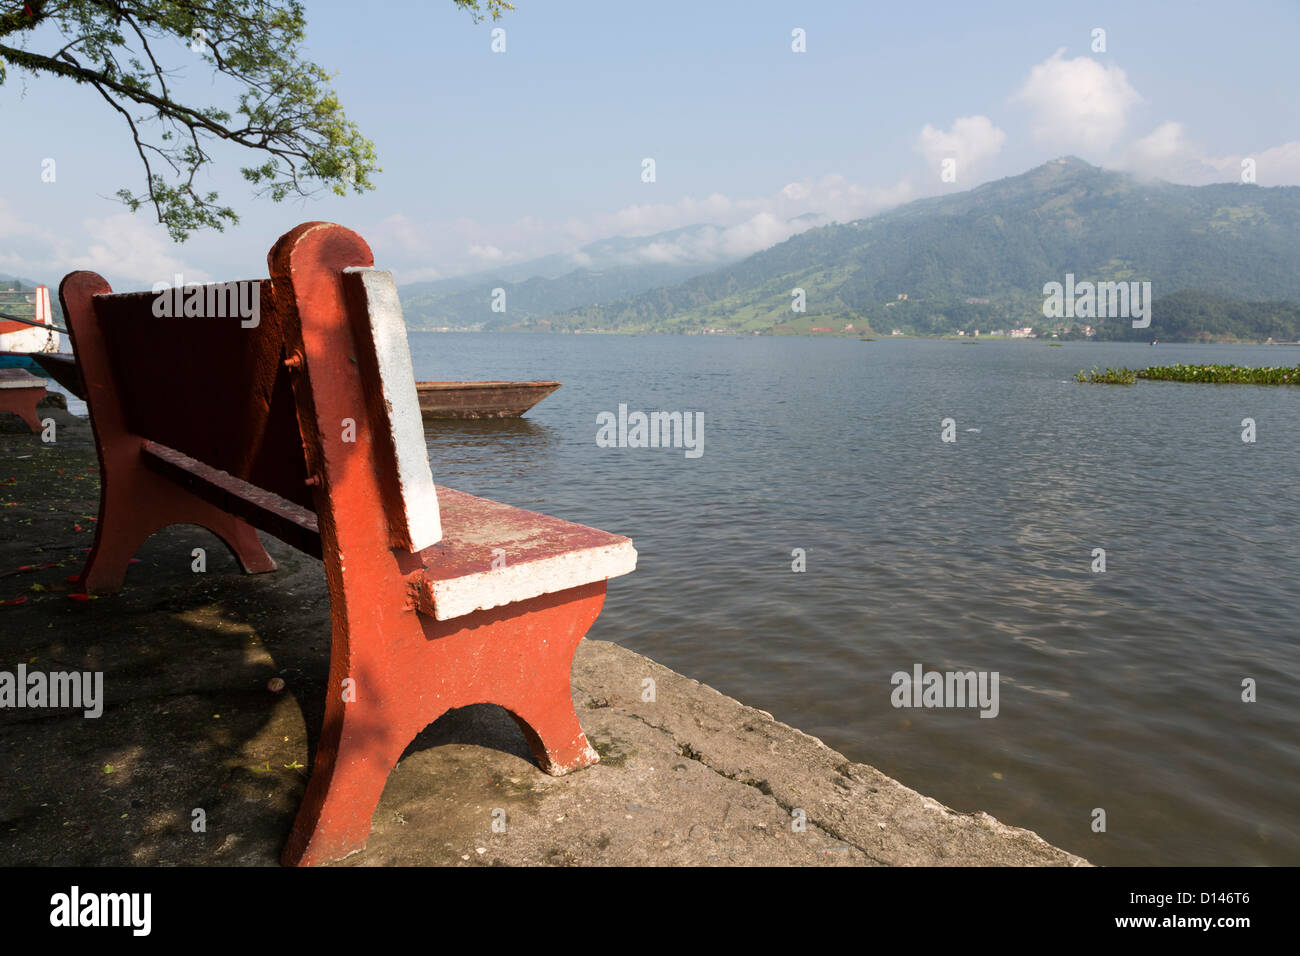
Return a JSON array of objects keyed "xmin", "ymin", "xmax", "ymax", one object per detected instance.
[
  {"xmin": 1136, "ymin": 363, "xmax": 1300, "ymax": 385},
  {"xmin": 1075, "ymin": 363, "xmax": 1300, "ymax": 385},
  {"xmin": 1074, "ymin": 366, "xmax": 1137, "ymax": 385},
  {"xmin": 1047, "ymin": 343, "xmax": 1063, "ymax": 347}
]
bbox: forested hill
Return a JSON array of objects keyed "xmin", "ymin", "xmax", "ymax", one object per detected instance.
[{"xmin": 1092, "ymin": 291, "xmax": 1300, "ymax": 343}]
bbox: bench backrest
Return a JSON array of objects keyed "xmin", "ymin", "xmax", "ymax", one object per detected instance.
[
  {"xmin": 60, "ymin": 222, "xmax": 442, "ymax": 553},
  {"xmin": 88, "ymin": 281, "xmax": 313, "ymax": 508}
]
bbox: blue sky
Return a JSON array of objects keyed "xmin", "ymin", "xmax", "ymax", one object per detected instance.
[{"xmin": 1, "ymin": 0, "xmax": 1297, "ymax": 289}]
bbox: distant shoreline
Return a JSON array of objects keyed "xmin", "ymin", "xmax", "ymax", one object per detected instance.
[{"xmin": 405, "ymin": 327, "xmax": 1300, "ymax": 346}]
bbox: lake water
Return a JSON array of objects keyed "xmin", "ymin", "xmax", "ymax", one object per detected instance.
[{"xmin": 412, "ymin": 333, "xmax": 1299, "ymax": 866}]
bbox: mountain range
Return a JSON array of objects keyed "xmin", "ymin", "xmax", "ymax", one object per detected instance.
[{"xmin": 406, "ymin": 157, "xmax": 1300, "ymax": 341}]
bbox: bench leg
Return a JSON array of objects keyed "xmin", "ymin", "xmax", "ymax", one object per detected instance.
[
  {"xmin": 504, "ymin": 607, "xmax": 602, "ymax": 775},
  {"xmin": 81, "ymin": 454, "xmax": 278, "ymax": 592},
  {"xmin": 280, "ymin": 694, "xmax": 412, "ymax": 867},
  {"xmin": 510, "ymin": 690, "xmax": 601, "ymax": 776},
  {"xmin": 0, "ymin": 388, "xmax": 45, "ymax": 434},
  {"xmin": 282, "ymin": 583, "xmax": 607, "ymax": 865}
]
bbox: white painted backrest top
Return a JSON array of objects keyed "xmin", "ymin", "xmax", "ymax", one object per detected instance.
[{"xmin": 342, "ymin": 267, "xmax": 442, "ymax": 550}]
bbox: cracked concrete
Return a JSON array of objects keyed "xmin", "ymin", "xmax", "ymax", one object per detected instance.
[{"xmin": 0, "ymin": 406, "xmax": 1087, "ymax": 866}]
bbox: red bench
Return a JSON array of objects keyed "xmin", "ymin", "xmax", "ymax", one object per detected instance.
[
  {"xmin": 59, "ymin": 222, "xmax": 636, "ymax": 865},
  {"xmin": 0, "ymin": 368, "xmax": 47, "ymax": 433}
]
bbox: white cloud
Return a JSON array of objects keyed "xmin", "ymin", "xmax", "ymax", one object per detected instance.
[
  {"xmin": 0, "ymin": 199, "xmax": 204, "ymax": 288},
  {"xmin": 1124, "ymin": 122, "xmax": 1300, "ymax": 185},
  {"xmin": 1013, "ymin": 49, "xmax": 1142, "ymax": 154},
  {"xmin": 579, "ymin": 176, "xmax": 915, "ymax": 267},
  {"xmin": 360, "ymin": 173, "xmax": 916, "ymax": 280},
  {"xmin": 387, "ymin": 265, "xmax": 444, "ymax": 285},
  {"xmin": 372, "ymin": 212, "xmax": 437, "ymax": 263},
  {"xmin": 68, "ymin": 214, "xmax": 205, "ymax": 285},
  {"xmin": 1124, "ymin": 120, "xmax": 1191, "ymax": 175},
  {"xmin": 1249, "ymin": 142, "xmax": 1300, "ymax": 184},
  {"xmin": 603, "ymin": 193, "xmax": 738, "ymax": 238},
  {"xmin": 0, "ymin": 198, "xmax": 59, "ymax": 247},
  {"xmin": 916, "ymin": 115, "xmax": 1006, "ymax": 175},
  {"xmin": 634, "ymin": 221, "xmax": 785, "ymax": 266},
  {"xmin": 712, "ymin": 213, "xmax": 795, "ymax": 260}
]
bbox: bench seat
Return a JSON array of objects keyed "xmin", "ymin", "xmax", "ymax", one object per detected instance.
[{"xmin": 414, "ymin": 487, "xmax": 636, "ymax": 620}]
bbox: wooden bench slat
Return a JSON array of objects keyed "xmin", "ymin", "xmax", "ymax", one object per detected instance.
[{"xmin": 141, "ymin": 441, "xmax": 322, "ymax": 558}]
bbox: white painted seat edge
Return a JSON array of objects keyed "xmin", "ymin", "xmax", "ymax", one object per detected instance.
[
  {"xmin": 428, "ymin": 540, "xmax": 637, "ymax": 620},
  {"xmin": 0, "ymin": 370, "xmax": 45, "ymax": 388}
]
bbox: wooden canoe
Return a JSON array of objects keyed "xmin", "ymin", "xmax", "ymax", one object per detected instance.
[
  {"xmin": 28, "ymin": 352, "xmax": 558, "ymax": 420},
  {"xmin": 415, "ymin": 380, "xmax": 561, "ymax": 419}
]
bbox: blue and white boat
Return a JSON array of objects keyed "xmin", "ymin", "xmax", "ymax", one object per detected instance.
[{"xmin": 0, "ymin": 285, "xmax": 59, "ymax": 373}]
